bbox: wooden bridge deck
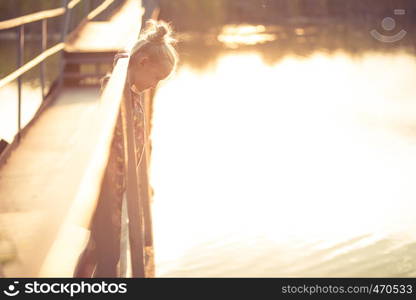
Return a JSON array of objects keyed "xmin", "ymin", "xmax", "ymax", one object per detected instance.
[
  {"xmin": 65, "ymin": 0, "xmax": 142, "ymax": 53},
  {"xmin": 0, "ymin": 0, "xmax": 142, "ymax": 277},
  {"xmin": 0, "ymin": 87, "xmax": 101, "ymax": 277}
]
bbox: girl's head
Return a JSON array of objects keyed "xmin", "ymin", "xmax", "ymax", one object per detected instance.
[{"xmin": 128, "ymin": 20, "xmax": 178, "ymax": 93}]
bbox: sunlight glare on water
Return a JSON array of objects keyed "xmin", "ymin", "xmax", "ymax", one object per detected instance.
[
  {"xmin": 218, "ymin": 25, "xmax": 276, "ymax": 48},
  {"xmin": 150, "ymin": 51, "xmax": 416, "ymax": 277},
  {"xmin": 0, "ymin": 83, "xmax": 43, "ymax": 143}
]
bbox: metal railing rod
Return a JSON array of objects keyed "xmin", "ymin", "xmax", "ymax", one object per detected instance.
[
  {"xmin": 17, "ymin": 25, "xmax": 24, "ymax": 142},
  {"xmin": 0, "ymin": 0, "xmax": 83, "ymax": 31},
  {"xmin": 0, "ymin": 0, "xmax": 90, "ymax": 89},
  {"xmin": 84, "ymin": 0, "xmax": 91, "ymax": 16},
  {"xmin": 0, "ymin": 8, "xmax": 64, "ymax": 31},
  {"xmin": 40, "ymin": 19, "xmax": 47, "ymax": 100},
  {"xmin": 86, "ymin": 0, "xmax": 116, "ymax": 21},
  {"xmin": 61, "ymin": 0, "xmax": 71, "ymax": 42},
  {"xmin": 0, "ymin": 0, "xmax": 119, "ymax": 90},
  {"xmin": 0, "ymin": 43, "xmax": 64, "ymax": 89},
  {"xmin": 0, "ymin": 0, "xmax": 121, "ymax": 145}
]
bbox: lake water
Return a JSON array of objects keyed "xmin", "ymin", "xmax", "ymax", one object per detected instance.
[
  {"xmin": 0, "ymin": 40, "xmax": 60, "ymax": 143},
  {"xmin": 150, "ymin": 25, "xmax": 416, "ymax": 277}
]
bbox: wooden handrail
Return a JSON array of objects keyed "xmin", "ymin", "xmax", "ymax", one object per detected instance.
[
  {"xmin": 0, "ymin": 8, "xmax": 64, "ymax": 30},
  {"xmin": 0, "ymin": 0, "xmax": 82, "ymax": 31},
  {"xmin": 86, "ymin": 0, "xmax": 116, "ymax": 21},
  {"xmin": 39, "ymin": 56, "xmax": 130, "ymax": 277},
  {"xmin": 68, "ymin": 0, "xmax": 83, "ymax": 10},
  {"xmin": 0, "ymin": 43, "xmax": 64, "ymax": 89}
]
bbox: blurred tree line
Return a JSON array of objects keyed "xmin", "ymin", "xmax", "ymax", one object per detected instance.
[
  {"xmin": 159, "ymin": 0, "xmax": 416, "ymax": 31},
  {"xmin": 159, "ymin": 0, "xmax": 226, "ymax": 31},
  {"xmin": 0, "ymin": 0, "xmax": 62, "ymax": 20},
  {"xmin": 2, "ymin": 0, "xmax": 415, "ymax": 34}
]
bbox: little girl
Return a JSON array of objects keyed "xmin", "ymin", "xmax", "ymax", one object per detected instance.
[{"xmin": 77, "ymin": 20, "xmax": 178, "ymax": 277}]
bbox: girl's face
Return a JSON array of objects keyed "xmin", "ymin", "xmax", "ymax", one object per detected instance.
[{"xmin": 130, "ymin": 56, "xmax": 173, "ymax": 93}]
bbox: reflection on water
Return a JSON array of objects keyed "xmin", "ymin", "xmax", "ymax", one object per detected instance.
[
  {"xmin": 150, "ymin": 28, "xmax": 416, "ymax": 277},
  {"xmin": 0, "ymin": 40, "xmax": 60, "ymax": 143},
  {"xmin": 0, "ymin": 82, "xmax": 43, "ymax": 143},
  {"xmin": 177, "ymin": 23, "xmax": 415, "ymax": 70},
  {"xmin": 218, "ymin": 25, "xmax": 276, "ymax": 48}
]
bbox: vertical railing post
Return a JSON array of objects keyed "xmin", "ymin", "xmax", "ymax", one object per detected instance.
[
  {"xmin": 121, "ymin": 87, "xmax": 146, "ymax": 278},
  {"xmin": 95, "ymin": 63, "xmax": 100, "ymax": 79},
  {"xmin": 139, "ymin": 93, "xmax": 154, "ymax": 250},
  {"xmin": 61, "ymin": 0, "xmax": 71, "ymax": 42},
  {"xmin": 59, "ymin": 0, "xmax": 71, "ymax": 87},
  {"xmin": 40, "ymin": 19, "xmax": 47, "ymax": 101},
  {"xmin": 138, "ymin": 144, "xmax": 154, "ymax": 277},
  {"xmin": 16, "ymin": 25, "xmax": 24, "ymax": 142},
  {"xmin": 140, "ymin": 148, "xmax": 153, "ymax": 248},
  {"xmin": 84, "ymin": 0, "xmax": 91, "ymax": 17}
]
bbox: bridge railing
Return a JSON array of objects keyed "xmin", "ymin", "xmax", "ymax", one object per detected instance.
[
  {"xmin": 1, "ymin": 0, "xmax": 153, "ymax": 278},
  {"xmin": 38, "ymin": 54, "xmax": 149, "ymax": 277},
  {"xmin": 39, "ymin": 25, "xmax": 153, "ymax": 278},
  {"xmin": 0, "ymin": 0, "xmax": 123, "ymax": 156}
]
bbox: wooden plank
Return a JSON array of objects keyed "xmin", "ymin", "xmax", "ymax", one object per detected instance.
[
  {"xmin": 64, "ymin": 72, "xmax": 108, "ymax": 79},
  {"xmin": 65, "ymin": 22, "xmax": 130, "ymax": 52},
  {"xmin": 64, "ymin": 56, "xmax": 116, "ymax": 64}
]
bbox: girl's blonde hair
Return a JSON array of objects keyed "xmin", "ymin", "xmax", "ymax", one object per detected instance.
[{"xmin": 129, "ymin": 20, "xmax": 178, "ymax": 72}]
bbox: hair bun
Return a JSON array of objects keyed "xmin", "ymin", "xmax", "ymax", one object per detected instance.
[{"xmin": 146, "ymin": 20, "xmax": 170, "ymax": 44}]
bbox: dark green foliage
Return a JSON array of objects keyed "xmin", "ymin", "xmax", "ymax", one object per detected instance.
[
  {"xmin": 0, "ymin": 0, "xmax": 114, "ymax": 33},
  {"xmin": 0, "ymin": 0, "xmax": 62, "ymax": 21},
  {"xmin": 2, "ymin": 0, "xmax": 416, "ymax": 33}
]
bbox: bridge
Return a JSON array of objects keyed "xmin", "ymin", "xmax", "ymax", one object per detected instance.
[{"xmin": 0, "ymin": 0, "xmax": 157, "ymax": 277}]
